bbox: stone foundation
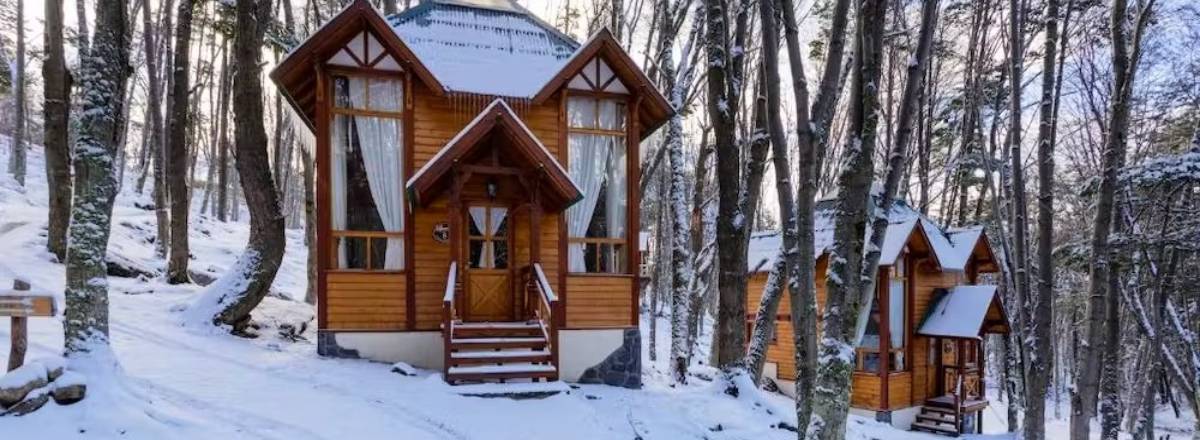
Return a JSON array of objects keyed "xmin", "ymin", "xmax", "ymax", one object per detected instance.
[
  {"xmin": 577, "ymin": 328, "xmax": 641, "ymax": 389},
  {"xmin": 317, "ymin": 331, "xmax": 361, "ymax": 359}
]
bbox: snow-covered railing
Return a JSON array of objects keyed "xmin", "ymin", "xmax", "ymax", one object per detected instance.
[
  {"xmin": 442, "ymin": 261, "xmax": 458, "ymax": 379},
  {"xmin": 524, "ymin": 263, "xmax": 560, "ymax": 381}
]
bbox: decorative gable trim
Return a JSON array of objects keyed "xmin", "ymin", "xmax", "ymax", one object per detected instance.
[
  {"xmin": 531, "ymin": 28, "xmax": 673, "ymax": 139},
  {"xmin": 270, "ymin": 0, "xmax": 444, "ymax": 129}
]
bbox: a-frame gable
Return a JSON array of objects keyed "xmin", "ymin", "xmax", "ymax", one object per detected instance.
[
  {"xmin": 406, "ymin": 99, "xmax": 582, "ymax": 210},
  {"xmin": 532, "ymin": 28, "xmax": 673, "ymax": 139},
  {"xmin": 270, "ymin": 0, "xmax": 444, "ymax": 130}
]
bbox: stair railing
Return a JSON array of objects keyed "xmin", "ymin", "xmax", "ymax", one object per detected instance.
[
  {"xmin": 528, "ymin": 263, "xmax": 560, "ymax": 380},
  {"xmin": 442, "ymin": 261, "xmax": 458, "ymax": 380}
]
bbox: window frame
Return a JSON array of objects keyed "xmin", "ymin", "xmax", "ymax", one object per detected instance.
[
  {"xmin": 565, "ymin": 93, "xmax": 632, "ymax": 275},
  {"xmin": 326, "ymin": 71, "xmax": 408, "ymax": 273}
]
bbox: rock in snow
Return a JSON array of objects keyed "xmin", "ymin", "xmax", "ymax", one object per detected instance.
[
  {"xmin": 0, "ymin": 363, "xmax": 49, "ymax": 407},
  {"xmin": 50, "ymin": 372, "xmax": 87, "ymax": 406},
  {"xmin": 2, "ymin": 386, "xmax": 52, "ymax": 416},
  {"xmin": 390, "ymin": 362, "xmax": 418, "ymax": 376}
]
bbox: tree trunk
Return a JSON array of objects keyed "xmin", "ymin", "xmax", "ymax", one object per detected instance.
[
  {"xmin": 44, "ymin": 0, "xmax": 73, "ymax": 262},
  {"xmin": 303, "ymin": 147, "xmax": 317, "ymax": 305},
  {"xmin": 166, "ymin": 0, "xmax": 197, "ymax": 284},
  {"xmin": 198, "ymin": 0, "xmax": 286, "ymax": 332},
  {"xmin": 701, "ymin": 0, "xmax": 756, "ymax": 375},
  {"xmin": 64, "ymin": 0, "xmax": 131, "ymax": 354},
  {"xmin": 809, "ymin": 0, "xmax": 887, "ymax": 437},
  {"xmin": 143, "ymin": 0, "xmax": 170, "ymax": 257},
  {"xmin": 1025, "ymin": 0, "xmax": 1059, "ymax": 437},
  {"xmin": 663, "ymin": 28, "xmax": 693, "ymax": 384},
  {"xmin": 216, "ymin": 42, "xmax": 232, "ymax": 222},
  {"xmin": 7, "ymin": 0, "xmax": 26, "ymax": 186}
]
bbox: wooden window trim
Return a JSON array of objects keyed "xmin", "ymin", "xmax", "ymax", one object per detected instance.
[
  {"xmin": 326, "ymin": 73, "xmax": 407, "ymax": 271},
  {"xmin": 565, "ymin": 95, "xmax": 631, "ymax": 275}
]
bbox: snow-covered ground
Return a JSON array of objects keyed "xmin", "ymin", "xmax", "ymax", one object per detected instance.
[{"xmin": 0, "ymin": 143, "xmax": 1192, "ymax": 439}]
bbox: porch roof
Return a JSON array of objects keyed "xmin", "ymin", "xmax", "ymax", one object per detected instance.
[
  {"xmin": 917, "ymin": 285, "xmax": 1011, "ymax": 339},
  {"xmin": 405, "ymin": 99, "xmax": 582, "ymax": 210}
]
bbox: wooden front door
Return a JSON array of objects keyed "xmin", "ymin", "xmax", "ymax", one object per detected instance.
[{"xmin": 463, "ymin": 205, "xmax": 514, "ymax": 321}]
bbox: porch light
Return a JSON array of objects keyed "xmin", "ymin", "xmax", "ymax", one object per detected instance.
[{"xmin": 486, "ymin": 179, "xmax": 498, "ymax": 200}]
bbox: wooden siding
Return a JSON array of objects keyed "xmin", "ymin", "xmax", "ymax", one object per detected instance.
[
  {"xmin": 325, "ymin": 272, "xmax": 407, "ymax": 330},
  {"xmin": 745, "ymin": 258, "xmax": 828, "ymax": 383},
  {"xmin": 565, "ymin": 276, "xmax": 634, "ymax": 328}
]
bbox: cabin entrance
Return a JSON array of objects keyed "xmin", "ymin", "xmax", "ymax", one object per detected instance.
[{"xmin": 462, "ymin": 204, "xmax": 515, "ymax": 321}]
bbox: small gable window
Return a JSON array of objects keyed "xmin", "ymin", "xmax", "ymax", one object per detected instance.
[
  {"xmin": 568, "ymin": 58, "xmax": 629, "ymax": 94},
  {"xmin": 566, "ymin": 96, "xmax": 628, "ymax": 273},
  {"xmin": 329, "ymin": 74, "xmax": 406, "ymax": 270}
]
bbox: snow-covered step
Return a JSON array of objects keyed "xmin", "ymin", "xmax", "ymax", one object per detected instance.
[
  {"xmin": 449, "ymin": 349, "xmax": 551, "ymax": 365},
  {"xmin": 915, "ymin": 411, "xmax": 956, "ymax": 425},
  {"xmin": 450, "ymin": 337, "xmax": 547, "ymax": 350},
  {"xmin": 453, "ymin": 321, "xmax": 543, "ymax": 338},
  {"xmin": 445, "ymin": 362, "xmax": 558, "ymax": 383},
  {"xmin": 911, "ymin": 420, "xmax": 959, "ymax": 436}
]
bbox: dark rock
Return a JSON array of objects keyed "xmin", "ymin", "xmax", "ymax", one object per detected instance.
[
  {"xmin": 51, "ymin": 383, "xmax": 86, "ymax": 405},
  {"xmin": 317, "ymin": 331, "xmax": 361, "ymax": 359},
  {"xmin": 2, "ymin": 387, "xmax": 50, "ymax": 416}
]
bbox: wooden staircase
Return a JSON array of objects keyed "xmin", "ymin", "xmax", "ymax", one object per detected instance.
[
  {"xmin": 444, "ymin": 320, "xmax": 558, "ymax": 384},
  {"xmin": 910, "ymin": 404, "xmax": 960, "ymax": 436}
]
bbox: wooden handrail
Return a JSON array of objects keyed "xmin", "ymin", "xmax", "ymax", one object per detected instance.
[
  {"xmin": 442, "ymin": 261, "xmax": 457, "ymax": 380},
  {"xmin": 532, "ymin": 263, "xmax": 557, "ymax": 303},
  {"xmin": 525, "ymin": 263, "xmax": 560, "ymax": 381}
]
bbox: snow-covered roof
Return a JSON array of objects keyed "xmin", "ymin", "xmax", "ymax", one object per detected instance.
[
  {"xmin": 388, "ymin": 0, "xmax": 579, "ymax": 97},
  {"xmin": 748, "ymin": 197, "xmax": 988, "ymax": 273},
  {"xmin": 917, "ymin": 285, "xmax": 1004, "ymax": 339}
]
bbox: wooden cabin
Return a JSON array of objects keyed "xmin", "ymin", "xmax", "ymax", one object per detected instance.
[
  {"xmin": 745, "ymin": 199, "xmax": 1010, "ymax": 435},
  {"xmin": 271, "ymin": 0, "xmax": 670, "ymax": 387}
]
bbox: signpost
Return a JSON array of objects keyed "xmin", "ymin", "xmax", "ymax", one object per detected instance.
[{"xmin": 2, "ymin": 279, "xmax": 57, "ymax": 371}]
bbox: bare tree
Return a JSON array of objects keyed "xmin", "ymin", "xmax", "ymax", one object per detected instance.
[
  {"xmin": 167, "ymin": 0, "xmax": 197, "ymax": 284},
  {"xmin": 6, "ymin": 0, "xmax": 25, "ymax": 185},
  {"xmin": 190, "ymin": 0, "xmax": 286, "ymax": 332},
  {"xmin": 1072, "ymin": 1, "xmax": 1156, "ymax": 439},
  {"xmin": 65, "ymin": 0, "xmax": 132, "ymax": 355},
  {"xmin": 1025, "ymin": 0, "xmax": 1061, "ymax": 437},
  {"xmin": 809, "ymin": 0, "xmax": 887, "ymax": 437},
  {"xmin": 44, "ymin": 0, "xmax": 73, "ymax": 262}
]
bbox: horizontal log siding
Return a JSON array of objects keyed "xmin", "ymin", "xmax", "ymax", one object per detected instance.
[
  {"xmin": 325, "ymin": 272, "xmax": 407, "ymax": 330},
  {"xmin": 565, "ymin": 276, "xmax": 634, "ymax": 328},
  {"xmin": 406, "ymin": 85, "xmax": 564, "ymax": 329}
]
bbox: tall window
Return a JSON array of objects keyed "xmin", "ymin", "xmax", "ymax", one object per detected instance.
[
  {"xmin": 330, "ymin": 75, "xmax": 405, "ymax": 270},
  {"xmin": 566, "ymin": 96, "xmax": 627, "ymax": 273},
  {"xmin": 855, "ymin": 257, "xmax": 908, "ymax": 372}
]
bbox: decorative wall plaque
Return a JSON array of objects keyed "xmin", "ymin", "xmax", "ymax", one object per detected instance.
[{"xmin": 433, "ymin": 222, "xmax": 451, "ymax": 244}]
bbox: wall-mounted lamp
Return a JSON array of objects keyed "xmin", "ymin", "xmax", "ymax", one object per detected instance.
[{"xmin": 486, "ymin": 178, "xmax": 498, "ymax": 200}]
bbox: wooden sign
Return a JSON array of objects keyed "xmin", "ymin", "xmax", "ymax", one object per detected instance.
[{"xmin": 0, "ymin": 294, "xmax": 56, "ymax": 317}]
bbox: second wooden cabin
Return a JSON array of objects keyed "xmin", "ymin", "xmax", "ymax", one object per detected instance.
[{"xmin": 744, "ymin": 197, "xmax": 1010, "ymax": 436}]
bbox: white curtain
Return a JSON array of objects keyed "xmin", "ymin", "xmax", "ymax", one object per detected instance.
[
  {"xmin": 889, "ymin": 279, "xmax": 905, "ymax": 348},
  {"xmin": 331, "ymin": 115, "xmax": 348, "ymax": 268},
  {"xmin": 567, "ymin": 134, "xmax": 609, "ymax": 272},
  {"xmin": 348, "ymin": 77, "xmax": 405, "ymax": 269},
  {"xmin": 602, "ymin": 110, "xmax": 626, "ymax": 272},
  {"xmin": 854, "ymin": 290, "xmax": 876, "ymax": 348},
  {"xmin": 469, "ymin": 207, "xmax": 507, "ymax": 268}
]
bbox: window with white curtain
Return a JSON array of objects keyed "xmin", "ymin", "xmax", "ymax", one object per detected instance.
[
  {"xmin": 854, "ymin": 256, "xmax": 908, "ymax": 372},
  {"xmin": 330, "ymin": 75, "xmax": 405, "ymax": 271},
  {"xmin": 566, "ymin": 96, "xmax": 628, "ymax": 273}
]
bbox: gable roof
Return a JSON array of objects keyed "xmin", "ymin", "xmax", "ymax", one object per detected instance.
[
  {"xmin": 747, "ymin": 196, "xmax": 995, "ymax": 274},
  {"xmin": 532, "ymin": 29, "xmax": 674, "ymax": 138},
  {"xmin": 388, "ymin": 0, "xmax": 579, "ymax": 98},
  {"xmin": 406, "ymin": 99, "xmax": 582, "ymax": 210},
  {"xmin": 273, "ymin": 0, "xmax": 672, "ymax": 140},
  {"xmin": 917, "ymin": 285, "xmax": 1011, "ymax": 339},
  {"xmin": 270, "ymin": 0, "xmax": 444, "ymax": 129}
]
